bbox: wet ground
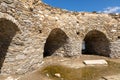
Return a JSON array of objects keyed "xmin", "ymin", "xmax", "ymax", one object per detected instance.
[
  {"xmin": 40, "ymin": 61, "xmax": 120, "ymax": 80},
  {"xmin": 0, "ymin": 55, "xmax": 120, "ymax": 80},
  {"xmin": 19, "ymin": 55, "xmax": 120, "ymax": 80}
]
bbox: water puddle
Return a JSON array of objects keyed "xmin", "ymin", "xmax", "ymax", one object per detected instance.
[{"xmin": 41, "ymin": 61, "xmax": 120, "ymax": 80}]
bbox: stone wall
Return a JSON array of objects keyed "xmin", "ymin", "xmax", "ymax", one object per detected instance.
[
  {"xmin": 0, "ymin": 0, "xmax": 119, "ymax": 74},
  {"xmin": 110, "ymin": 39, "xmax": 120, "ymax": 58}
]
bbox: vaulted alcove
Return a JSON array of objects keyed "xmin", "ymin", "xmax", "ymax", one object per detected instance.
[
  {"xmin": 43, "ymin": 28, "xmax": 69, "ymax": 57},
  {"xmin": 82, "ymin": 30, "xmax": 110, "ymax": 57},
  {"xmin": 0, "ymin": 18, "xmax": 19, "ymax": 73}
]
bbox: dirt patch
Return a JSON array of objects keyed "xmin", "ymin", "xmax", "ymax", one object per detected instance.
[
  {"xmin": 0, "ymin": 55, "xmax": 120, "ymax": 80},
  {"xmin": 36, "ymin": 61, "xmax": 120, "ymax": 80},
  {"xmin": 19, "ymin": 55, "xmax": 120, "ymax": 80}
]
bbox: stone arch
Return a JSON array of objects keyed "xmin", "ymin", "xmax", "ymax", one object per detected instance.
[
  {"xmin": 0, "ymin": 12, "xmax": 20, "ymax": 28},
  {"xmin": 82, "ymin": 30, "xmax": 110, "ymax": 57},
  {"xmin": 0, "ymin": 18, "xmax": 19, "ymax": 73},
  {"xmin": 43, "ymin": 28, "xmax": 69, "ymax": 57}
]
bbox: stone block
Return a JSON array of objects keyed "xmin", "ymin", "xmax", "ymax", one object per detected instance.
[
  {"xmin": 101, "ymin": 74, "xmax": 120, "ymax": 80},
  {"xmin": 83, "ymin": 59, "xmax": 108, "ymax": 65}
]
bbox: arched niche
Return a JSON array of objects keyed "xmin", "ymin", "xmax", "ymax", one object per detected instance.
[
  {"xmin": 82, "ymin": 30, "xmax": 110, "ymax": 57},
  {"xmin": 43, "ymin": 28, "xmax": 69, "ymax": 57},
  {"xmin": 0, "ymin": 18, "xmax": 19, "ymax": 73}
]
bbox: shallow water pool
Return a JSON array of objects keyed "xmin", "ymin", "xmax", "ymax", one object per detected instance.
[{"xmin": 41, "ymin": 61, "xmax": 120, "ymax": 80}]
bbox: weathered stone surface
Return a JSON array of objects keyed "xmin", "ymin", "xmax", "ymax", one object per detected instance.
[
  {"xmin": 16, "ymin": 54, "xmax": 26, "ymax": 60},
  {"xmin": 100, "ymin": 74, "xmax": 120, "ymax": 80},
  {"xmin": 83, "ymin": 60, "xmax": 108, "ymax": 65},
  {"xmin": 54, "ymin": 73, "xmax": 61, "ymax": 78},
  {"xmin": 0, "ymin": 0, "xmax": 119, "ymax": 75},
  {"xmin": 110, "ymin": 40, "xmax": 120, "ymax": 58}
]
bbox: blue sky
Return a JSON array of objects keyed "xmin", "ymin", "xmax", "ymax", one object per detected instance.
[{"xmin": 42, "ymin": 0, "xmax": 120, "ymax": 13}]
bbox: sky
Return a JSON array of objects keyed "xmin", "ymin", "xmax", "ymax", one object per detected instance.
[{"xmin": 42, "ymin": 0, "xmax": 120, "ymax": 13}]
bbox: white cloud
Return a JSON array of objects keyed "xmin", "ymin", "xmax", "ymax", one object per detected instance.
[{"xmin": 99, "ymin": 6, "xmax": 120, "ymax": 13}]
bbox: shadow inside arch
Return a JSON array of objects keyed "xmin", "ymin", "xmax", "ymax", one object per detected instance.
[
  {"xmin": 43, "ymin": 28, "xmax": 69, "ymax": 57},
  {"xmin": 82, "ymin": 30, "xmax": 111, "ymax": 57},
  {"xmin": 0, "ymin": 18, "xmax": 19, "ymax": 73}
]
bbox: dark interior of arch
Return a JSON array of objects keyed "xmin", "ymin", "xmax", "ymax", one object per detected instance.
[
  {"xmin": 82, "ymin": 30, "xmax": 110, "ymax": 57},
  {"xmin": 0, "ymin": 18, "xmax": 19, "ymax": 73},
  {"xmin": 44, "ymin": 28, "xmax": 68, "ymax": 57}
]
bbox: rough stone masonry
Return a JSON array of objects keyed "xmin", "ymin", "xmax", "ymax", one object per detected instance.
[{"xmin": 0, "ymin": 0, "xmax": 120, "ymax": 74}]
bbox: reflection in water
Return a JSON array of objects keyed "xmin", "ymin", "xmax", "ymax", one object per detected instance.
[{"xmin": 41, "ymin": 61, "xmax": 120, "ymax": 80}]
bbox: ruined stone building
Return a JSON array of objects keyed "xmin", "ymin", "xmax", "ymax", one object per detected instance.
[{"xmin": 0, "ymin": 0, "xmax": 120, "ymax": 74}]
